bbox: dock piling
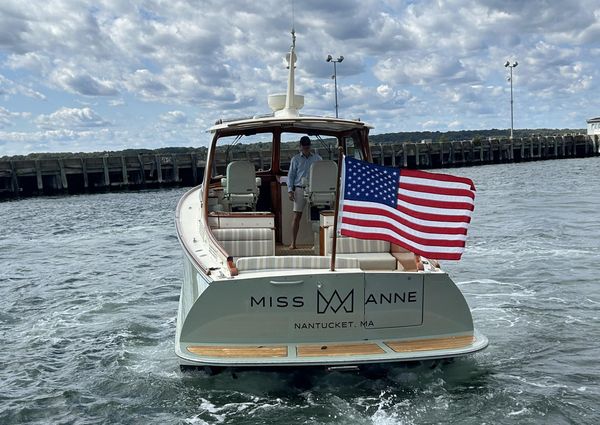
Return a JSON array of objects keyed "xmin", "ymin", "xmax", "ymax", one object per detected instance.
[
  {"xmin": 172, "ymin": 154, "xmax": 179, "ymax": 182},
  {"xmin": 35, "ymin": 160, "xmax": 43, "ymax": 191},
  {"xmin": 137, "ymin": 155, "xmax": 146, "ymax": 185},
  {"xmin": 121, "ymin": 156, "xmax": 129, "ymax": 185},
  {"xmin": 9, "ymin": 161, "xmax": 19, "ymax": 195},
  {"xmin": 155, "ymin": 155, "xmax": 163, "ymax": 183},
  {"xmin": 58, "ymin": 159, "xmax": 68, "ymax": 190},
  {"xmin": 81, "ymin": 158, "xmax": 89, "ymax": 189},
  {"xmin": 102, "ymin": 157, "xmax": 110, "ymax": 187}
]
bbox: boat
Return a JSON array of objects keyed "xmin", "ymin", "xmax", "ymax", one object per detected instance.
[{"xmin": 175, "ymin": 31, "xmax": 488, "ymax": 369}]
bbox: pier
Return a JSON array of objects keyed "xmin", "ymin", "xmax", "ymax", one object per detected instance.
[{"xmin": 1, "ymin": 135, "xmax": 598, "ymax": 199}]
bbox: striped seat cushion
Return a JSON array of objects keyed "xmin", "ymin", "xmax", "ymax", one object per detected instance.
[
  {"xmin": 326, "ymin": 226, "xmax": 390, "ymax": 254},
  {"xmin": 337, "ymin": 253, "xmax": 397, "ymax": 271},
  {"xmin": 219, "ymin": 240, "xmax": 274, "ymax": 257},
  {"xmin": 236, "ymin": 256, "xmax": 360, "ymax": 271},
  {"xmin": 212, "ymin": 228, "xmax": 275, "ymax": 257},
  {"xmin": 212, "ymin": 228, "xmax": 273, "ymax": 241}
]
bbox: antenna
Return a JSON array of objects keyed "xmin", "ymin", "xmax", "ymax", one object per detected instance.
[{"xmin": 291, "ymin": 0, "xmax": 295, "ymax": 34}]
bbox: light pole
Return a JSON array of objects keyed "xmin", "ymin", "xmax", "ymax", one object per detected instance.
[
  {"xmin": 504, "ymin": 60, "xmax": 518, "ymax": 139},
  {"xmin": 326, "ymin": 54, "xmax": 344, "ymax": 118}
]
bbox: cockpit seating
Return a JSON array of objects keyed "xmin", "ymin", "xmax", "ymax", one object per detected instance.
[
  {"xmin": 221, "ymin": 161, "xmax": 260, "ymax": 211},
  {"xmin": 303, "ymin": 160, "xmax": 338, "ymax": 253},
  {"xmin": 324, "ymin": 227, "xmax": 397, "ymax": 271},
  {"xmin": 212, "ymin": 228, "xmax": 275, "ymax": 258},
  {"xmin": 304, "ymin": 160, "xmax": 338, "ymax": 211}
]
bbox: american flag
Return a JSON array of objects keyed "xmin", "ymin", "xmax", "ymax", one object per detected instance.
[{"xmin": 338, "ymin": 156, "xmax": 476, "ymax": 260}]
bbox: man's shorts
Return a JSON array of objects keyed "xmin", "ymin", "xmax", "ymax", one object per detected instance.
[{"xmin": 292, "ymin": 187, "xmax": 306, "ymax": 212}]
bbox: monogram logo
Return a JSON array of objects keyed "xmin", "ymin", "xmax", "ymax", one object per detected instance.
[{"xmin": 317, "ymin": 289, "xmax": 354, "ymax": 314}]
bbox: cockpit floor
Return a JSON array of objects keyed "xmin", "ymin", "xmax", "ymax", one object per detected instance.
[{"xmin": 275, "ymin": 244, "xmax": 316, "ymax": 256}]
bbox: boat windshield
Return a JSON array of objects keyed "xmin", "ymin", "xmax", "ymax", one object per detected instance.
[
  {"xmin": 211, "ymin": 129, "xmax": 366, "ymax": 177},
  {"xmin": 215, "ymin": 133, "xmax": 273, "ymax": 175}
]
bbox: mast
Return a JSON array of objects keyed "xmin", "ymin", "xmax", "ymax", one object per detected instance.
[
  {"xmin": 284, "ymin": 30, "xmax": 297, "ymax": 112},
  {"xmin": 268, "ymin": 30, "xmax": 304, "ymax": 117}
]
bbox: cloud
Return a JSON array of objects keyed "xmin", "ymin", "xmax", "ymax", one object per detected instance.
[
  {"xmin": 373, "ymin": 55, "xmax": 477, "ymax": 86},
  {"xmin": 0, "ymin": 106, "xmax": 30, "ymax": 128},
  {"xmin": 50, "ymin": 67, "xmax": 119, "ymax": 96},
  {"xmin": 0, "ymin": 74, "xmax": 46, "ymax": 99},
  {"xmin": 0, "ymin": 106, "xmax": 16, "ymax": 128},
  {"xmin": 124, "ymin": 69, "xmax": 169, "ymax": 99},
  {"xmin": 109, "ymin": 98, "xmax": 125, "ymax": 106},
  {"xmin": 420, "ymin": 120, "xmax": 442, "ymax": 129},
  {"xmin": 160, "ymin": 110, "xmax": 187, "ymax": 124},
  {"xmin": 35, "ymin": 107, "xmax": 111, "ymax": 129}
]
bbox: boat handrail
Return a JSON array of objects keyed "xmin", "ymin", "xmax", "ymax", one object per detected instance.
[{"xmin": 175, "ymin": 185, "xmax": 212, "ymax": 276}]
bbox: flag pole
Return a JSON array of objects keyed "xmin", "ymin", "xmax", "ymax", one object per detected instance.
[{"xmin": 330, "ymin": 145, "xmax": 345, "ymax": 271}]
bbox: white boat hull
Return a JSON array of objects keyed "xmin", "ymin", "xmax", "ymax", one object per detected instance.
[{"xmin": 174, "ymin": 236, "xmax": 488, "ymax": 367}]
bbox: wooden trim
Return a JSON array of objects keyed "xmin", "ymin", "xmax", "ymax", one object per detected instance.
[
  {"xmin": 319, "ymin": 226, "xmax": 325, "ymax": 256},
  {"xmin": 271, "ymin": 180, "xmax": 282, "ymax": 243},
  {"xmin": 226, "ymin": 256, "xmax": 239, "ymax": 277},
  {"xmin": 330, "ymin": 145, "xmax": 345, "ymax": 271},
  {"xmin": 391, "ymin": 244, "xmax": 423, "ymax": 271},
  {"xmin": 209, "ymin": 211, "xmax": 275, "ymax": 218},
  {"xmin": 187, "ymin": 345, "xmax": 288, "ymax": 358},
  {"xmin": 351, "ymin": 128, "xmax": 371, "ymax": 162},
  {"xmin": 297, "ymin": 342, "xmax": 384, "ymax": 357},
  {"xmin": 385, "ymin": 335, "xmax": 475, "ymax": 353},
  {"xmin": 272, "ymin": 128, "xmax": 281, "ymax": 174}
]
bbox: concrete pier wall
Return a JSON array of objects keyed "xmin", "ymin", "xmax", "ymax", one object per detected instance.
[{"xmin": 1, "ymin": 135, "xmax": 598, "ymax": 199}]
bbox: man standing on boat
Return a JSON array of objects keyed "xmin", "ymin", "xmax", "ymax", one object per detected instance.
[{"xmin": 287, "ymin": 136, "xmax": 322, "ymax": 249}]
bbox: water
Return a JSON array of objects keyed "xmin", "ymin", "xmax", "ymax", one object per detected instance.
[{"xmin": 1, "ymin": 158, "xmax": 599, "ymax": 424}]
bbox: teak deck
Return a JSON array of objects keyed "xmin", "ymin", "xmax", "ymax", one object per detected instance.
[
  {"xmin": 185, "ymin": 336, "xmax": 475, "ymax": 360},
  {"xmin": 385, "ymin": 335, "xmax": 475, "ymax": 353},
  {"xmin": 187, "ymin": 345, "xmax": 288, "ymax": 358},
  {"xmin": 296, "ymin": 343, "xmax": 385, "ymax": 357}
]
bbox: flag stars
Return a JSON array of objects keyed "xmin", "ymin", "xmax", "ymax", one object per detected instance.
[{"xmin": 343, "ymin": 157, "xmax": 399, "ymax": 208}]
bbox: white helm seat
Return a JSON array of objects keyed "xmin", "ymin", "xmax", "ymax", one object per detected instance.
[
  {"xmin": 222, "ymin": 161, "xmax": 259, "ymax": 211},
  {"xmin": 304, "ymin": 160, "xmax": 337, "ymax": 210}
]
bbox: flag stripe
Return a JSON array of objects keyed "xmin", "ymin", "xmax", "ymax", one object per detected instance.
[
  {"xmin": 397, "ymin": 198, "xmax": 474, "ymax": 217},
  {"xmin": 396, "ymin": 203, "xmax": 472, "ymax": 223},
  {"xmin": 398, "ymin": 193, "xmax": 475, "ymax": 211},
  {"xmin": 340, "ymin": 227, "xmax": 464, "ymax": 260},
  {"xmin": 344, "ymin": 200, "xmax": 469, "ymax": 229},
  {"xmin": 399, "ymin": 182, "xmax": 476, "ymax": 199},
  {"xmin": 399, "ymin": 175, "xmax": 474, "ymax": 191},
  {"xmin": 398, "ymin": 187, "xmax": 475, "ymax": 205},
  {"xmin": 342, "ymin": 216, "xmax": 466, "ymax": 246},
  {"xmin": 401, "ymin": 169, "xmax": 476, "ymax": 190},
  {"xmin": 340, "ymin": 225, "xmax": 466, "ymax": 253},
  {"xmin": 342, "ymin": 204, "xmax": 468, "ymax": 235}
]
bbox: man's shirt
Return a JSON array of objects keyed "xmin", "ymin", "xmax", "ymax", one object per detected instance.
[{"xmin": 287, "ymin": 151, "xmax": 322, "ymax": 192}]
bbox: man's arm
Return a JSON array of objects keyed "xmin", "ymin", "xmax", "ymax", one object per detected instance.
[{"xmin": 287, "ymin": 156, "xmax": 297, "ymax": 193}]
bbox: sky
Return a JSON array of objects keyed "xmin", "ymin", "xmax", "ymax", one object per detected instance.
[{"xmin": 1, "ymin": 0, "xmax": 599, "ymax": 155}]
